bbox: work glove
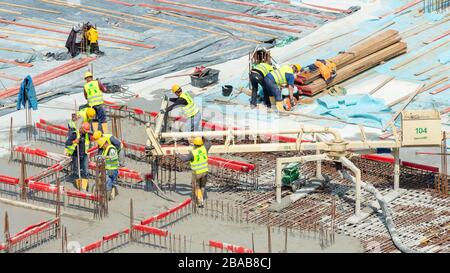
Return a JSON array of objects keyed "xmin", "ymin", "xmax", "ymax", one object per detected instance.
[{"xmin": 95, "ymin": 155, "xmax": 103, "ymax": 162}]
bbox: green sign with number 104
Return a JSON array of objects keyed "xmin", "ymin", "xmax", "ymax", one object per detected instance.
[{"xmin": 416, "ymin": 127, "xmax": 428, "ymax": 134}]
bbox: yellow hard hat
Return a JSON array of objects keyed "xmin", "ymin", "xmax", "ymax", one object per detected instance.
[
  {"xmin": 92, "ymin": 131, "xmax": 102, "ymax": 141},
  {"xmin": 171, "ymin": 84, "xmax": 181, "ymax": 93},
  {"xmin": 293, "ymin": 64, "xmax": 302, "ymax": 72},
  {"xmin": 86, "ymin": 107, "xmax": 96, "ymax": 119},
  {"xmin": 84, "ymin": 71, "xmax": 93, "ymax": 79},
  {"xmin": 193, "ymin": 137, "xmax": 203, "ymax": 146},
  {"xmin": 97, "ymin": 137, "xmax": 107, "ymax": 148}
]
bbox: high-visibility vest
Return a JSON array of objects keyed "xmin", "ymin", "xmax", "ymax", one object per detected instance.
[
  {"xmin": 84, "ymin": 80, "xmax": 104, "ymax": 107},
  {"xmin": 103, "ymin": 133, "xmax": 122, "ymax": 150},
  {"xmin": 64, "ymin": 128, "xmax": 90, "ymax": 156},
  {"xmin": 269, "ymin": 65, "xmax": 294, "ymax": 87},
  {"xmin": 253, "ymin": 63, "xmax": 273, "ymax": 77},
  {"xmin": 77, "ymin": 108, "xmax": 91, "ymax": 123},
  {"xmin": 180, "ymin": 92, "xmax": 199, "ymax": 118},
  {"xmin": 189, "ymin": 145, "xmax": 208, "ymax": 174},
  {"xmin": 103, "ymin": 144, "xmax": 119, "ymax": 170}
]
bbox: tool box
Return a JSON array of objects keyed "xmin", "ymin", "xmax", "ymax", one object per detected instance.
[{"xmin": 190, "ymin": 68, "xmax": 220, "ymax": 88}]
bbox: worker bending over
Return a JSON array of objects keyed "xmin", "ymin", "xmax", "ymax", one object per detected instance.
[
  {"xmin": 162, "ymin": 84, "xmax": 201, "ymax": 133},
  {"xmin": 92, "ymin": 131, "xmax": 125, "ymax": 166},
  {"xmin": 176, "ymin": 137, "xmax": 211, "ymax": 208},
  {"xmin": 264, "ymin": 64, "xmax": 302, "ymax": 111},
  {"xmin": 96, "ymin": 137, "xmax": 119, "ymax": 200},
  {"xmin": 83, "ymin": 71, "xmax": 108, "ymax": 133},
  {"xmin": 65, "ymin": 122, "xmax": 91, "ymax": 185},
  {"xmin": 72, "ymin": 107, "xmax": 96, "ymax": 126},
  {"xmin": 249, "ymin": 62, "xmax": 273, "ymax": 108}
]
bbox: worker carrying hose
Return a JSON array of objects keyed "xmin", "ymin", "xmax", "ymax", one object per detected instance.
[
  {"xmin": 263, "ymin": 64, "xmax": 302, "ymax": 111},
  {"xmin": 176, "ymin": 137, "xmax": 211, "ymax": 208},
  {"xmin": 96, "ymin": 137, "xmax": 119, "ymax": 200},
  {"xmin": 83, "ymin": 71, "xmax": 108, "ymax": 134},
  {"xmin": 92, "ymin": 131, "xmax": 125, "ymax": 166},
  {"xmin": 162, "ymin": 84, "xmax": 201, "ymax": 132},
  {"xmin": 249, "ymin": 62, "xmax": 274, "ymax": 108},
  {"xmin": 65, "ymin": 122, "xmax": 91, "ymax": 186}
]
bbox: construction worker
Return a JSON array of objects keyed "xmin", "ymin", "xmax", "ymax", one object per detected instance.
[
  {"xmin": 96, "ymin": 137, "xmax": 119, "ymax": 200},
  {"xmin": 176, "ymin": 137, "xmax": 211, "ymax": 208},
  {"xmin": 263, "ymin": 64, "xmax": 302, "ymax": 111},
  {"xmin": 163, "ymin": 84, "xmax": 201, "ymax": 132},
  {"xmin": 85, "ymin": 23, "xmax": 102, "ymax": 55},
  {"xmin": 83, "ymin": 71, "xmax": 108, "ymax": 134},
  {"xmin": 249, "ymin": 62, "xmax": 273, "ymax": 108},
  {"xmin": 65, "ymin": 122, "xmax": 91, "ymax": 185},
  {"xmin": 75, "ymin": 107, "xmax": 96, "ymax": 124},
  {"xmin": 92, "ymin": 131, "xmax": 125, "ymax": 166}
]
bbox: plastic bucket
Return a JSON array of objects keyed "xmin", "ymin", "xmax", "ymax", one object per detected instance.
[{"xmin": 222, "ymin": 85, "xmax": 233, "ymax": 96}]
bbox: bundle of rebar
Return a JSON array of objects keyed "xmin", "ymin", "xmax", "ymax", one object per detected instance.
[{"xmin": 297, "ymin": 29, "xmax": 407, "ymax": 96}]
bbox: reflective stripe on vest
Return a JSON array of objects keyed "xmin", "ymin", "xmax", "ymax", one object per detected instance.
[
  {"xmin": 84, "ymin": 80, "xmax": 104, "ymax": 107},
  {"xmin": 180, "ymin": 92, "xmax": 199, "ymax": 118},
  {"xmin": 269, "ymin": 65, "xmax": 293, "ymax": 86},
  {"xmin": 189, "ymin": 146, "xmax": 208, "ymax": 174},
  {"xmin": 65, "ymin": 129, "xmax": 90, "ymax": 156},
  {"xmin": 253, "ymin": 63, "xmax": 273, "ymax": 77},
  {"xmin": 103, "ymin": 145, "xmax": 119, "ymax": 170}
]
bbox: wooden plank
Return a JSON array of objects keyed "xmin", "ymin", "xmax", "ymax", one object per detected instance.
[
  {"xmin": 381, "ymin": 84, "xmax": 425, "ymax": 131},
  {"xmin": 0, "ymin": 18, "xmax": 156, "ymax": 49},
  {"xmin": 0, "ymin": 37, "xmax": 65, "ymax": 49},
  {"xmin": 0, "ymin": 7, "xmax": 21, "ymax": 14},
  {"xmin": 112, "ymin": 35, "xmax": 216, "ymax": 72},
  {"xmin": 0, "ymin": 58, "xmax": 33, "ymax": 67},
  {"xmin": 0, "ymin": 72, "xmax": 21, "ymax": 81},
  {"xmin": 0, "ymin": 47, "xmax": 34, "ymax": 54},
  {"xmin": 299, "ymin": 2, "xmax": 352, "ymax": 13},
  {"xmin": 369, "ymin": 76, "xmax": 395, "ymax": 95},
  {"xmin": 157, "ymin": 10, "xmax": 276, "ymax": 39},
  {"xmin": 413, "ymin": 63, "xmax": 441, "ymax": 76},
  {"xmin": 138, "ymin": 3, "xmax": 302, "ymax": 33},
  {"xmin": 388, "ymin": 76, "xmax": 449, "ymax": 107},
  {"xmin": 152, "ymin": 0, "xmax": 317, "ymax": 28},
  {"xmin": 213, "ymin": 0, "xmax": 336, "ymax": 20},
  {"xmin": 378, "ymin": 0, "xmax": 422, "ymax": 19},
  {"xmin": 430, "ymin": 83, "xmax": 450, "ymax": 95},
  {"xmin": 0, "ymin": 2, "xmax": 61, "ymax": 14},
  {"xmin": 391, "ymin": 39, "xmax": 449, "ymax": 70},
  {"xmin": 423, "ymin": 30, "xmax": 450, "ymax": 45}
]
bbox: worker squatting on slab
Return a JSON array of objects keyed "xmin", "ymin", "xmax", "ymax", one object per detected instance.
[
  {"xmin": 82, "ymin": 71, "xmax": 108, "ymax": 134},
  {"xmin": 92, "ymin": 131, "xmax": 126, "ymax": 167},
  {"xmin": 263, "ymin": 64, "xmax": 302, "ymax": 111},
  {"xmin": 85, "ymin": 23, "xmax": 103, "ymax": 55},
  {"xmin": 96, "ymin": 137, "xmax": 120, "ymax": 200},
  {"xmin": 162, "ymin": 84, "xmax": 202, "ymax": 134},
  {"xmin": 249, "ymin": 62, "xmax": 274, "ymax": 109},
  {"xmin": 176, "ymin": 137, "xmax": 211, "ymax": 208}
]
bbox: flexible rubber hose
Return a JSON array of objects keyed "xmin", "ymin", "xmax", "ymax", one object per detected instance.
[{"xmin": 341, "ymin": 171, "xmax": 419, "ymax": 253}]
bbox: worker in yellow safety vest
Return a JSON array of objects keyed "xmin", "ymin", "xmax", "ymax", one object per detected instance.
[
  {"xmin": 263, "ymin": 64, "xmax": 302, "ymax": 111},
  {"xmin": 92, "ymin": 131, "xmax": 125, "ymax": 166},
  {"xmin": 162, "ymin": 84, "xmax": 201, "ymax": 133},
  {"xmin": 96, "ymin": 137, "xmax": 119, "ymax": 200},
  {"xmin": 176, "ymin": 137, "xmax": 211, "ymax": 208},
  {"xmin": 65, "ymin": 122, "xmax": 91, "ymax": 183},
  {"xmin": 85, "ymin": 23, "xmax": 103, "ymax": 55},
  {"xmin": 250, "ymin": 62, "xmax": 274, "ymax": 108},
  {"xmin": 83, "ymin": 71, "xmax": 108, "ymax": 134}
]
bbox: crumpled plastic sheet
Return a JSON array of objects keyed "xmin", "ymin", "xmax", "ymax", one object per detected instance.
[{"xmin": 314, "ymin": 94, "xmax": 394, "ymax": 129}]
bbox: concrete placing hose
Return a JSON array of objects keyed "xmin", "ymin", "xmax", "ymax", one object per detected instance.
[{"xmin": 341, "ymin": 170, "xmax": 419, "ymax": 253}]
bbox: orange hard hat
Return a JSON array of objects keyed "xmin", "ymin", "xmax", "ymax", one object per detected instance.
[{"xmin": 81, "ymin": 122, "xmax": 90, "ymax": 132}]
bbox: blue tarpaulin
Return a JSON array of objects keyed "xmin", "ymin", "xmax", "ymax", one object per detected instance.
[{"xmin": 16, "ymin": 75, "xmax": 38, "ymax": 111}]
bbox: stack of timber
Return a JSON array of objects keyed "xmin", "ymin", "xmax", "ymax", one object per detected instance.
[{"xmin": 297, "ymin": 29, "xmax": 407, "ymax": 96}]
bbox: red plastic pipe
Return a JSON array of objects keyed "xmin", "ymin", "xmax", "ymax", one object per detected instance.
[
  {"xmin": 0, "ymin": 58, "xmax": 33, "ymax": 67},
  {"xmin": 107, "ymin": 0, "xmax": 135, "ymax": 6},
  {"xmin": 138, "ymin": 3, "xmax": 302, "ymax": 33}
]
